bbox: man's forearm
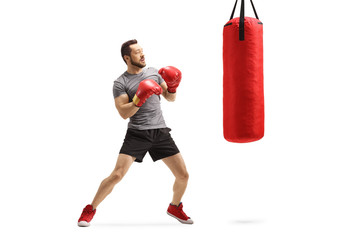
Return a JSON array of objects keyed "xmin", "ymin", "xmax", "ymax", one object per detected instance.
[
  {"xmin": 165, "ymin": 91, "xmax": 176, "ymax": 102},
  {"xmin": 118, "ymin": 102, "xmax": 140, "ymax": 119}
]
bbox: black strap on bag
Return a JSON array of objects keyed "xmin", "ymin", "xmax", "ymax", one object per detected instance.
[{"xmin": 229, "ymin": 0, "xmax": 260, "ymax": 41}]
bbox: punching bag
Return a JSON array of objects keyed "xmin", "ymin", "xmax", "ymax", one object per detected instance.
[{"xmin": 223, "ymin": 0, "xmax": 264, "ymax": 143}]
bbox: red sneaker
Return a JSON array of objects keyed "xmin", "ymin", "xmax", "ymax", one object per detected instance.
[
  {"xmin": 78, "ymin": 204, "xmax": 96, "ymax": 227},
  {"xmin": 167, "ymin": 202, "xmax": 194, "ymax": 224}
]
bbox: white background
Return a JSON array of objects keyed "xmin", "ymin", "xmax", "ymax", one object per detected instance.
[{"xmin": 0, "ymin": 0, "xmax": 359, "ymax": 239}]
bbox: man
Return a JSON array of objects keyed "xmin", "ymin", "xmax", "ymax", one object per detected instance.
[{"xmin": 77, "ymin": 39, "xmax": 193, "ymax": 227}]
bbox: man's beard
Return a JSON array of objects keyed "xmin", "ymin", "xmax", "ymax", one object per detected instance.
[{"xmin": 130, "ymin": 56, "xmax": 146, "ymax": 68}]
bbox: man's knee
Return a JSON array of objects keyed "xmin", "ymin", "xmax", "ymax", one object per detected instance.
[
  {"xmin": 177, "ymin": 171, "xmax": 189, "ymax": 181},
  {"xmin": 110, "ymin": 168, "xmax": 126, "ymax": 183}
]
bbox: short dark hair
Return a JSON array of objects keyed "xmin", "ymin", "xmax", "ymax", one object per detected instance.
[{"xmin": 121, "ymin": 39, "xmax": 138, "ymax": 63}]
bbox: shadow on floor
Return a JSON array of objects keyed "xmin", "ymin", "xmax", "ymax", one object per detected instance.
[{"xmin": 230, "ymin": 219, "xmax": 265, "ymax": 224}]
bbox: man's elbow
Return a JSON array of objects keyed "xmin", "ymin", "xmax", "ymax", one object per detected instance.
[
  {"xmin": 117, "ymin": 109, "xmax": 129, "ymax": 120},
  {"xmin": 120, "ymin": 114, "xmax": 128, "ymax": 120},
  {"xmin": 165, "ymin": 94, "xmax": 176, "ymax": 102},
  {"xmin": 120, "ymin": 112, "xmax": 130, "ymax": 120}
]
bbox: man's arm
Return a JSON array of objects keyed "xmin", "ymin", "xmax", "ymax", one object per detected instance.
[
  {"xmin": 160, "ymin": 82, "xmax": 176, "ymax": 102},
  {"xmin": 114, "ymin": 94, "xmax": 140, "ymax": 120}
]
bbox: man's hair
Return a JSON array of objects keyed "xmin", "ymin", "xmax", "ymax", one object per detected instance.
[{"xmin": 121, "ymin": 39, "xmax": 138, "ymax": 63}]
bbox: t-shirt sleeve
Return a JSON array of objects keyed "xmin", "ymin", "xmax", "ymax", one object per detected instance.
[{"xmin": 113, "ymin": 79, "xmax": 127, "ymax": 98}]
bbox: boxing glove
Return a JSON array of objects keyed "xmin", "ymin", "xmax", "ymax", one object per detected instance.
[
  {"xmin": 132, "ymin": 79, "xmax": 163, "ymax": 107},
  {"xmin": 158, "ymin": 66, "xmax": 182, "ymax": 93}
]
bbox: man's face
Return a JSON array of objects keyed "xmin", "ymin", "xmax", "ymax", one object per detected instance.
[{"xmin": 129, "ymin": 44, "xmax": 146, "ymax": 68}]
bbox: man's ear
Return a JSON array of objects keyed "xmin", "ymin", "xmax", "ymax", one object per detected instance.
[{"xmin": 124, "ymin": 55, "xmax": 130, "ymax": 63}]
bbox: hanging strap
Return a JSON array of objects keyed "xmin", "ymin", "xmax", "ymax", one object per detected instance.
[{"xmin": 229, "ymin": 0, "xmax": 260, "ymax": 41}]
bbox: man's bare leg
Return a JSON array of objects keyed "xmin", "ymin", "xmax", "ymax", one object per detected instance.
[
  {"xmin": 91, "ymin": 153, "xmax": 135, "ymax": 209},
  {"xmin": 162, "ymin": 153, "xmax": 189, "ymax": 206}
]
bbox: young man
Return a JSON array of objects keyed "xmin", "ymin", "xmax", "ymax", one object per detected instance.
[{"xmin": 77, "ymin": 39, "xmax": 193, "ymax": 227}]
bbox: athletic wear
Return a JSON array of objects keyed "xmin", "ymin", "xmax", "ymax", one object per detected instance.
[
  {"xmin": 113, "ymin": 67, "xmax": 167, "ymax": 130},
  {"xmin": 167, "ymin": 202, "xmax": 193, "ymax": 224},
  {"xmin": 120, "ymin": 127, "xmax": 179, "ymax": 163},
  {"xmin": 78, "ymin": 205, "xmax": 96, "ymax": 227}
]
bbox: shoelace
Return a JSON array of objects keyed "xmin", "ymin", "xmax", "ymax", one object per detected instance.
[
  {"xmin": 177, "ymin": 205, "xmax": 189, "ymax": 219},
  {"xmin": 80, "ymin": 207, "xmax": 93, "ymax": 219}
]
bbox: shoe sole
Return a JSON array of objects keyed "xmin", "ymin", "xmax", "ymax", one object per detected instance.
[
  {"xmin": 78, "ymin": 221, "xmax": 90, "ymax": 227},
  {"xmin": 167, "ymin": 211, "xmax": 194, "ymax": 224}
]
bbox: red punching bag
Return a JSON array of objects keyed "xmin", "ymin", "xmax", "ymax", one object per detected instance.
[{"xmin": 223, "ymin": 0, "xmax": 264, "ymax": 143}]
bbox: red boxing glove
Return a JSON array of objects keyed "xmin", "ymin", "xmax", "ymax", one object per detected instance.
[
  {"xmin": 158, "ymin": 66, "xmax": 182, "ymax": 93},
  {"xmin": 132, "ymin": 79, "xmax": 163, "ymax": 107}
]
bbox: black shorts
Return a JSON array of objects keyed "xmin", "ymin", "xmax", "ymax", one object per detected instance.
[{"xmin": 119, "ymin": 127, "xmax": 180, "ymax": 163}]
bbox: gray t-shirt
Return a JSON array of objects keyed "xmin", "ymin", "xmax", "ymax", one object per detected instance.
[{"xmin": 113, "ymin": 67, "xmax": 167, "ymax": 130}]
